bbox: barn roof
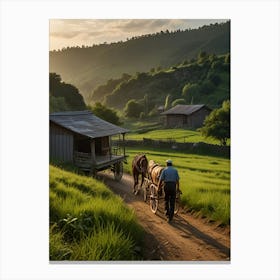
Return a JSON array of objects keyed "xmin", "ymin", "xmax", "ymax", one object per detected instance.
[
  {"xmin": 50, "ymin": 110, "xmax": 129, "ymax": 138},
  {"xmin": 161, "ymin": 104, "xmax": 210, "ymax": 116}
]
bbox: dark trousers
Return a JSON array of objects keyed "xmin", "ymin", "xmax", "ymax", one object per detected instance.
[{"xmin": 164, "ymin": 182, "xmax": 176, "ymax": 220}]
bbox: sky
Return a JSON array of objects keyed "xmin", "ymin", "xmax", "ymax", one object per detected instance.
[{"xmin": 49, "ymin": 19, "xmax": 227, "ymax": 51}]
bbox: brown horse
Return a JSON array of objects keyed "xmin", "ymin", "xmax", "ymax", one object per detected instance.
[
  {"xmin": 148, "ymin": 160, "xmax": 164, "ymax": 188},
  {"xmin": 132, "ymin": 154, "xmax": 148, "ymax": 194}
]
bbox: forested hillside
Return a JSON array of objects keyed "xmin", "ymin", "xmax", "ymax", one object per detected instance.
[
  {"xmin": 49, "ymin": 73, "xmax": 86, "ymax": 112},
  {"xmin": 49, "ymin": 21, "xmax": 230, "ymax": 101},
  {"xmin": 91, "ymin": 52, "xmax": 230, "ymax": 114}
]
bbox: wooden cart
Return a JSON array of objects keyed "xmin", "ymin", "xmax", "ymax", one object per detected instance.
[{"xmin": 142, "ymin": 177, "xmax": 181, "ymax": 214}]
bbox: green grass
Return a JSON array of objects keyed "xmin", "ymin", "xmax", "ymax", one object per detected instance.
[
  {"xmin": 49, "ymin": 164, "xmax": 143, "ymax": 261},
  {"xmin": 121, "ymin": 117, "xmax": 163, "ymax": 132},
  {"xmin": 125, "ymin": 147, "xmax": 230, "ymax": 225},
  {"xmin": 126, "ymin": 128, "xmax": 225, "ymax": 145}
]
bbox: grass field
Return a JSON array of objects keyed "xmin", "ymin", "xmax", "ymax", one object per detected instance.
[
  {"xmin": 49, "ymin": 164, "xmax": 143, "ymax": 261},
  {"xmin": 125, "ymin": 147, "xmax": 230, "ymax": 225},
  {"xmin": 125, "ymin": 128, "xmax": 230, "ymax": 146},
  {"xmin": 122, "ymin": 118, "xmax": 163, "ymax": 133},
  {"xmin": 126, "ymin": 128, "xmax": 218, "ymax": 144}
]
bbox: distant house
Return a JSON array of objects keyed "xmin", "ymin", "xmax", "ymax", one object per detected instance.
[
  {"xmin": 161, "ymin": 104, "xmax": 212, "ymax": 128},
  {"xmin": 49, "ymin": 111, "xmax": 129, "ymax": 175}
]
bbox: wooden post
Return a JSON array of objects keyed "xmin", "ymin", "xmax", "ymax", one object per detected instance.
[
  {"xmin": 90, "ymin": 140, "xmax": 97, "ymax": 176},
  {"xmin": 122, "ymin": 133, "xmax": 126, "ymax": 156},
  {"xmin": 109, "ymin": 136, "xmax": 112, "ymax": 159},
  {"xmin": 90, "ymin": 140, "xmax": 96, "ymax": 165}
]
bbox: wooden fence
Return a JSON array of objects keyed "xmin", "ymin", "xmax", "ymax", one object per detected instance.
[{"xmin": 113, "ymin": 138, "xmax": 230, "ymax": 158}]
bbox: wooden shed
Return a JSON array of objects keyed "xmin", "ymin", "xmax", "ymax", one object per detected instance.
[
  {"xmin": 50, "ymin": 111, "xmax": 129, "ymax": 178},
  {"xmin": 161, "ymin": 104, "xmax": 211, "ymax": 128}
]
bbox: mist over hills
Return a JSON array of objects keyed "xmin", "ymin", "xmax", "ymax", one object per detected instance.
[{"xmin": 49, "ymin": 21, "xmax": 230, "ymax": 102}]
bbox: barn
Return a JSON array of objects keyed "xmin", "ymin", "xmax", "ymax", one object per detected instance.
[
  {"xmin": 49, "ymin": 110, "xmax": 129, "ymax": 175},
  {"xmin": 161, "ymin": 104, "xmax": 212, "ymax": 128}
]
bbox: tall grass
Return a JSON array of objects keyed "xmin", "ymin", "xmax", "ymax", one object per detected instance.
[
  {"xmin": 70, "ymin": 223, "xmax": 135, "ymax": 260},
  {"xmin": 49, "ymin": 165, "xmax": 143, "ymax": 261},
  {"xmin": 125, "ymin": 147, "xmax": 230, "ymax": 225}
]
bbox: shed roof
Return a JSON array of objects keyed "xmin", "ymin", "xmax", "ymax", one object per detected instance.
[
  {"xmin": 50, "ymin": 110, "xmax": 129, "ymax": 138},
  {"xmin": 161, "ymin": 104, "xmax": 209, "ymax": 116}
]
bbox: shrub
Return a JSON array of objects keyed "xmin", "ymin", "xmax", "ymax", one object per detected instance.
[
  {"xmin": 88, "ymin": 102, "xmax": 121, "ymax": 125},
  {"xmin": 124, "ymin": 99, "xmax": 143, "ymax": 118},
  {"xmin": 182, "ymin": 83, "xmax": 200, "ymax": 103},
  {"xmin": 171, "ymin": 98, "xmax": 186, "ymax": 107},
  {"xmin": 201, "ymin": 100, "xmax": 230, "ymax": 145}
]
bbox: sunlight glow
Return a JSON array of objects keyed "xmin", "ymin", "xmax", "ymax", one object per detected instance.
[{"xmin": 49, "ymin": 19, "xmax": 227, "ymax": 50}]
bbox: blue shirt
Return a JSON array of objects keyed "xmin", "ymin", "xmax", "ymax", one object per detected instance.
[{"xmin": 159, "ymin": 166, "xmax": 180, "ymax": 183}]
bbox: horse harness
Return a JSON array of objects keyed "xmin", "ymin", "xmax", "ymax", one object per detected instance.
[{"xmin": 149, "ymin": 162, "xmax": 163, "ymax": 183}]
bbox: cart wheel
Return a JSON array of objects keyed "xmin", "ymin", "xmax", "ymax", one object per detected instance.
[
  {"xmin": 150, "ymin": 184, "xmax": 158, "ymax": 214},
  {"xmin": 143, "ymin": 178, "xmax": 149, "ymax": 202},
  {"xmin": 150, "ymin": 197, "xmax": 158, "ymax": 214},
  {"xmin": 143, "ymin": 186, "xmax": 147, "ymax": 202},
  {"xmin": 114, "ymin": 162, "xmax": 123, "ymax": 181},
  {"xmin": 174, "ymin": 190, "xmax": 181, "ymax": 215}
]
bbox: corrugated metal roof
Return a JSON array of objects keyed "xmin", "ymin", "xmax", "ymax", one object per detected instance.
[
  {"xmin": 161, "ymin": 104, "xmax": 208, "ymax": 116},
  {"xmin": 50, "ymin": 111, "xmax": 129, "ymax": 138}
]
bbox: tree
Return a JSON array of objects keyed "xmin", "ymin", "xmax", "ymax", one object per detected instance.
[
  {"xmin": 211, "ymin": 60, "xmax": 223, "ymax": 70},
  {"xmin": 89, "ymin": 102, "xmax": 121, "ymax": 125},
  {"xmin": 50, "ymin": 96, "xmax": 69, "ymax": 113},
  {"xmin": 201, "ymin": 100, "xmax": 230, "ymax": 145},
  {"xmin": 224, "ymin": 53, "xmax": 230, "ymax": 64},
  {"xmin": 182, "ymin": 83, "xmax": 200, "ymax": 103},
  {"xmin": 182, "ymin": 59, "xmax": 189, "ymax": 65},
  {"xmin": 49, "ymin": 73, "xmax": 62, "ymax": 90},
  {"xmin": 49, "ymin": 72, "xmax": 86, "ymax": 111},
  {"xmin": 198, "ymin": 50, "xmax": 207, "ymax": 60},
  {"xmin": 164, "ymin": 94, "xmax": 172, "ymax": 111},
  {"xmin": 207, "ymin": 73, "xmax": 221, "ymax": 86},
  {"xmin": 200, "ymin": 80, "xmax": 215, "ymax": 95},
  {"xmin": 124, "ymin": 99, "xmax": 143, "ymax": 118},
  {"xmin": 197, "ymin": 50, "xmax": 208, "ymax": 64},
  {"xmin": 208, "ymin": 54, "xmax": 217, "ymax": 62},
  {"xmin": 143, "ymin": 94, "xmax": 149, "ymax": 116},
  {"xmin": 171, "ymin": 98, "xmax": 185, "ymax": 107}
]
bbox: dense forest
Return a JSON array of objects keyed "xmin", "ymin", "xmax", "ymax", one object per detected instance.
[
  {"xmin": 90, "ymin": 52, "xmax": 230, "ymax": 115},
  {"xmin": 49, "ymin": 73, "xmax": 86, "ymax": 112},
  {"xmin": 49, "ymin": 21, "xmax": 230, "ymax": 102}
]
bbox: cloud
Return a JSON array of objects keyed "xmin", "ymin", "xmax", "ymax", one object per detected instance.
[
  {"xmin": 50, "ymin": 31, "xmax": 80, "ymax": 39},
  {"xmin": 49, "ymin": 19, "xmax": 227, "ymax": 50}
]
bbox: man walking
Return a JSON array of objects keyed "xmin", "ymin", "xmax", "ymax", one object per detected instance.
[{"xmin": 158, "ymin": 159, "xmax": 180, "ymax": 223}]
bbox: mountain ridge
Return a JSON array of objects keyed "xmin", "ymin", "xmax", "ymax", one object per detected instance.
[{"xmin": 49, "ymin": 21, "xmax": 230, "ymax": 102}]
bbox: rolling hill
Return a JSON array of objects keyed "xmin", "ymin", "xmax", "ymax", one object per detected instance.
[
  {"xmin": 92, "ymin": 52, "xmax": 230, "ymax": 112},
  {"xmin": 49, "ymin": 21, "xmax": 230, "ymax": 102}
]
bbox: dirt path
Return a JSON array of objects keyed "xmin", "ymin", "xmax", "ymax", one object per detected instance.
[{"xmin": 99, "ymin": 172, "xmax": 230, "ymax": 261}]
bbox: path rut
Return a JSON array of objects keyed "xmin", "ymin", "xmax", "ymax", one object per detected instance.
[{"xmin": 100, "ymin": 172, "xmax": 230, "ymax": 261}]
